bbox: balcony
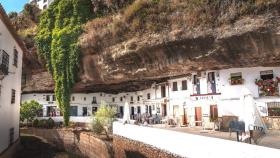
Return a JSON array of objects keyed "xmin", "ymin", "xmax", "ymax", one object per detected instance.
[
  {"xmin": 255, "ymin": 78, "xmax": 280, "ymax": 97},
  {"xmin": 0, "ymin": 50, "xmax": 9, "ymax": 76}
]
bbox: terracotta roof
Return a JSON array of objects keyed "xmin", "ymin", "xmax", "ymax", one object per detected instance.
[{"xmin": 0, "ymin": 4, "xmax": 27, "ymax": 53}]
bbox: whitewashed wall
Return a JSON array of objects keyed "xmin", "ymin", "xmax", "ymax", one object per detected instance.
[
  {"xmin": 0, "ymin": 20, "xmax": 23, "ymax": 153},
  {"xmin": 113, "ymin": 122, "xmax": 280, "ymax": 158},
  {"xmin": 31, "ymin": 0, "xmax": 54, "ymax": 10}
]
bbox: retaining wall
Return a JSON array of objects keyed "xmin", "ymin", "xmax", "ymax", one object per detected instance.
[{"xmin": 21, "ymin": 128, "xmax": 113, "ymax": 158}]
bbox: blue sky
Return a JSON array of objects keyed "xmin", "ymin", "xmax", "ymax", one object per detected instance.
[{"xmin": 0, "ymin": 0, "xmax": 28, "ymax": 13}]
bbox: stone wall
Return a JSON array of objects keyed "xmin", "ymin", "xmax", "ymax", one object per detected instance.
[
  {"xmin": 21, "ymin": 128, "xmax": 113, "ymax": 158},
  {"xmin": 263, "ymin": 117, "xmax": 280, "ymax": 130},
  {"xmin": 113, "ymin": 135, "xmax": 180, "ymax": 158}
]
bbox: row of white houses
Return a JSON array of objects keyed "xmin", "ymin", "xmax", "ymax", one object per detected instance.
[{"xmin": 21, "ymin": 66, "xmax": 280, "ymax": 128}]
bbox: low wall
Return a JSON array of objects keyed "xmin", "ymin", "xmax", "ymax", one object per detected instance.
[
  {"xmin": 113, "ymin": 122, "xmax": 280, "ymax": 158},
  {"xmin": 263, "ymin": 117, "xmax": 280, "ymax": 130},
  {"xmin": 37, "ymin": 116, "xmax": 91, "ymax": 123},
  {"xmin": 21, "ymin": 128, "xmax": 113, "ymax": 158},
  {"xmin": 113, "ymin": 135, "xmax": 179, "ymax": 158}
]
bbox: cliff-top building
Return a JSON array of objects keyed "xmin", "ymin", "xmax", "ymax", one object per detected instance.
[
  {"xmin": 0, "ymin": 5, "xmax": 25, "ymax": 157},
  {"xmin": 29, "ymin": 0, "xmax": 54, "ymax": 10}
]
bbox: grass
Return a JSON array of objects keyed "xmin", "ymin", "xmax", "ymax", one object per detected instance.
[{"xmin": 80, "ymin": 0, "xmax": 280, "ymax": 53}]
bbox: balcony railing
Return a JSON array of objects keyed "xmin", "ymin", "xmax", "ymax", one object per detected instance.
[{"xmin": 0, "ymin": 50, "xmax": 9, "ymax": 75}]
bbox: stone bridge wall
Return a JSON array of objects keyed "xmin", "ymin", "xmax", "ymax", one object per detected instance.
[{"xmin": 21, "ymin": 128, "xmax": 113, "ymax": 158}]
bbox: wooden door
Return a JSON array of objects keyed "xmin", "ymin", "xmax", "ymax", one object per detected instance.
[
  {"xmin": 161, "ymin": 104, "xmax": 167, "ymax": 117},
  {"xmin": 183, "ymin": 108, "xmax": 188, "ymax": 125},
  {"xmin": 210, "ymin": 105, "xmax": 218, "ymax": 122},
  {"xmin": 195, "ymin": 107, "xmax": 202, "ymax": 126}
]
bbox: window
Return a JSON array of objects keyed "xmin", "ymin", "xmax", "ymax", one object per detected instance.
[
  {"xmin": 0, "ymin": 50, "xmax": 9, "ymax": 75},
  {"xmin": 137, "ymin": 96, "xmax": 140, "ymax": 101},
  {"xmin": 130, "ymin": 96, "xmax": 133, "ymax": 102},
  {"xmin": 193, "ymin": 75, "xmax": 198, "ymax": 84},
  {"xmin": 92, "ymin": 97, "xmax": 97, "ymax": 104},
  {"xmin": 182, "ymin": 80, "xmax": 187, "ymax": 90},
  {"xmin": 161, "ymin": 85, "xmax": 166, "ymax": 98},
  {"xmin": 46, "ymin": 95, "xmax": 50, "ymax": 101},
  {"xmin": 9, "ymin": 128, "xmax": 14, "ymax": 146},
  {"xmin": 72, "ymin": 96, "xmax": 75, "ymax": 101},
  {"xmin": 13, "ymin": 48, "xmax": 18, "ymax": 67},
  {"xmin": 267, "ymin": 102, "xmax": 280, "ymax": 116},
  {"xmin": 83, "ymin": 107, "xmax": 87, "ymax": 116},
  {"xmin": 172, "ymin": 82, "xmax": 178, "ymax": 91},
  {"xmin": 53, "ymin": 95, "xmax": 56, "ymax": 101},
  {"xmin": 120, "ymin": 97, "xmax": 123, "ymax": 102},
  {"xmin": 84, "ymin": 97, "xmax": 86, "ymax": 101},
  {"xmin": 70, "ymin": 106, "xmax": 78, "ymax": 116},
  {"xmin": 47, "ymin": 106, "xmax": 56, "ymax": 117},
  {"xmin": 260, "ymin": 70, "xmax": 274, "ymax": 80},
  {"xmin": 11, "ymin": 89, "xmax": 15, "ymax": 104},
  {"xmin": 112, "ymin": 97, "xmax": 115, "ymax": 102},
  {"xmin": 208, "ymin": 72, "xmax": 215, "ymax": 83},
  {"xmin": 230, "ymin": 72, "xmax": 243, "ymax": 85},
  {"xmin": 147, "ymin": 93, "xmax": 151, "ymax": 100},
  {"xmin": 137, "ymin": 106, "xmax": 141, "ymax": 114},
  {"xmin": 92, "ymin": 107, "xmax": 98, "ymax": 115},
  {"xmin": 43, "ymin": 5, "xmax": 47, "ymax": 9},
  {"xmin": 44, "ymin": 0, "xmax": 47, "ymax": 2}
]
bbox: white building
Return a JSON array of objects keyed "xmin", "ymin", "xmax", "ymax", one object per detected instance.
[
  {"xmin": 0, "ymin": 5, "xmax": 24, "ymax": 156},
  {"xmin": 29, "ymin": 0, "xmax": 54, "ymax": 10},
  {"xmin": 21, "ymin": 67, "xmax": 280, "ymax": 129}
]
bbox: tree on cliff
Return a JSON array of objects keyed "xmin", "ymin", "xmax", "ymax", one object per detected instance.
[{"xmin": 35, "ymin": 0, "xmax": 93, "ymax": 126}]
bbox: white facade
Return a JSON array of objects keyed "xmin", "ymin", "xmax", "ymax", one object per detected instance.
[
  {"xmin": 0, "ymin": 9, "xmax": 24, "ymax": 154},
  {"xmin": 29, "ymin": 0, "xmax": 54, "ymax": 10},
  {"xmin": 22, "ymin": 67, "xmax": 280, "ymax": 127}
]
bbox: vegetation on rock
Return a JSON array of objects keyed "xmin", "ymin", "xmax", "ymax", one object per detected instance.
[
  {"xmin": 35, "ymin": 0, "xmax": 93, "ymax": 126},
  {"xmin": 81, "ymin": 0, "xmax": 280, "ymax": 52}
]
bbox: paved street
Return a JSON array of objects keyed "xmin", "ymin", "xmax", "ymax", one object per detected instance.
[{"xmin": 154, "ymin": 126, "xmax": 280, "ymax": 149}]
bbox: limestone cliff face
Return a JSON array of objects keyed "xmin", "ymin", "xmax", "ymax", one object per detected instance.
[{"xmin": 22, "ymin": 0, "xmax": 280, "ymax": 93}]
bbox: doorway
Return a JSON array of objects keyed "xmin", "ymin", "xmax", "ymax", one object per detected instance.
[
  {"xmin": 195, "ymin": 107, "xmax": 202, "ymax": 126},
  {"xmin": 210, "ymin": 105, "xmax": 218, "ymax": 122},
  {"xmin": 131, "ymin": 107, "xmax": 135, "ymax": 119},
  {"xmin": 149, "ymin": 106, "xmax": 152, "ymax": 116},
  {"xmin": 161, "ymin": 104, "xmax": 167, "ymax": 117},
  {"xmin": 183, "ymin": 108, "xmax": 188, "ymax": 125}
]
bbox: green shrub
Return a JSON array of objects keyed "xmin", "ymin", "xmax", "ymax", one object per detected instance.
[
  {"xmin": 90, "ymin": 119, "xmax": 104, "ymax": 135},
  {"xmin": 38, "ymin": 119, "xmax": 48, "ymax": 128},
  {"xmin": 47, "ymin": 118, "xmax": 55, "ymax": 128},
  {"xmin": 89, "ymin": 101, "xmax": 117, "ymax": 136},
  {"xmin": 33, "ymin": 119, "xmax": 39, "ymax": 127}
]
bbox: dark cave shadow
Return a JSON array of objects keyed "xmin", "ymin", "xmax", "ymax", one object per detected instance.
[{"xmin": 125, "ymin": 150, "xmax": 147, "ymax": 158}]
